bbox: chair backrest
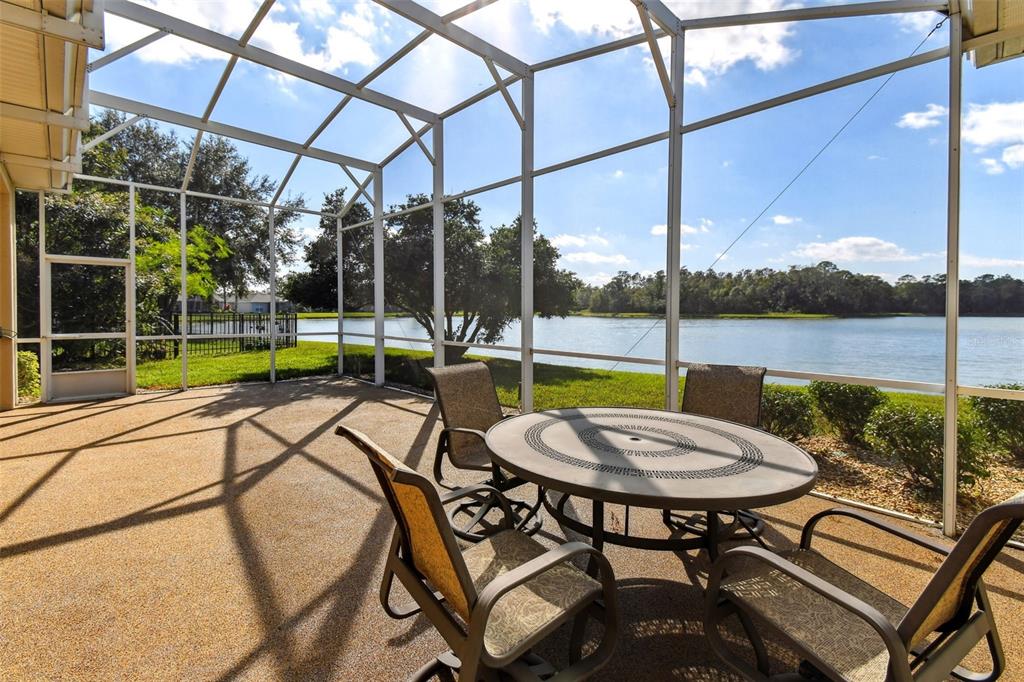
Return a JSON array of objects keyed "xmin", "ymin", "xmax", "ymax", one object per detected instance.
[
  {"xmin": 336, "ymin": 424, "xmax": 477, "ymax": 620},
  {"xmin": 425, "ymin": 362, "xmax": 504, "ymax": 462},
  {"xmin": 681, "ymin": 363, "xmax": 767, "ymax": 427},
  {"xmin": 899, "ymin": 490, "xmax": 1024, "ymax": 648}
]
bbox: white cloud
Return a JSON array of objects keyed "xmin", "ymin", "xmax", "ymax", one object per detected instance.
[
  {"xmin": 104, "ymin": 0, "xmax": 386, "ymax": 79},
  {"xmin": 563, "ymin": 251, "xmax": 630, "ymax": 266},
  {"xmin": 962, "ymin": 102, "xmax": 1024, "ymax": 149},
  {"xmin": 297, "ymin": 0, "xmax": 333, "ymax": 19},
  {"xmin": 652, "ymin": 218, "xmax": 711, "ymax": 236},
  {"xmin": 897, "ymin": 103, "xmax": 947, "ymax": 129},
  {"xmin": 867, "ymin": 155, "xmax": 885, "ymax": 160},
  {"xmin": 581, "ymin": 272, "xmax": 615, "ymax": 286},
  {"xmin": 980, "ymin": 158, "xmax": 1005, "ymax": 175},
  {"xmin": 550, "ymin": 233, "xmax": 610, "ymax": 249},
  {"xmin": 792, "ymin": 236, "xmax": 923, "ymax": 263},
  {"xmin": 961, "ymin": 254, "xmax": 1024, "ymax": 269},
  {"xmin": 896, "ymin": 11, "xmax": 943, "ymax": 34},
  {"xmin": 771, "ymin": 214, "xmax": 800, "ymax": 225},
  {"xmin": 611, "ymin": 169, "xmax": 625, "ymax": 179},
  {"xmin": 1003, "ymin": 144, "xmax": 1024, "ymax": 169}
]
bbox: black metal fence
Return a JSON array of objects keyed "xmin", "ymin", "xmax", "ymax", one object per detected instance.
[{"xmin": 139, "ymin": 312, "xmax": 298, "ymax": 359}]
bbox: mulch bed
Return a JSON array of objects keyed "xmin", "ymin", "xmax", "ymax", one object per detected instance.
[{"xmin": 801, "ymin": 435, "xmax": 1024, "ymax": 538}]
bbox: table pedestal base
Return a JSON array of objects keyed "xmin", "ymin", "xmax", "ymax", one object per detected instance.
[{"xmin": 543, "ymin": 492, "xmax": 751, "ymax": 562}]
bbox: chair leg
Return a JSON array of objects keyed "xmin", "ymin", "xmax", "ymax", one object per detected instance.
[{"xmin": 704, "ymin": 599, "xmax": 771, "ymax": 681}]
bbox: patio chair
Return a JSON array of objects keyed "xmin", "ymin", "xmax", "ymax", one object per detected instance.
[
  {"xmin": 681, "ymin": 362, "xmax": 767, "ymax": 428},
  {"xmin": 705, "ymin": 491, "xmax": 1024, "ymax": 681},
  {"xmin": 426, "ymin": 362, "xmax": 543, "ymax": 540},
  {"xmin": 337, "ymin": 424, "xmax": 619, "ymax": 682},
  {"xmin": 668, "ymin": 363, "xmax": 768, "ymax": 539}
]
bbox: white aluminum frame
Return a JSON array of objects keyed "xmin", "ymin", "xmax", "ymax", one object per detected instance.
[{"xmin": 11, "ymin": 0, "xmax": 1023, "ymax": 541}]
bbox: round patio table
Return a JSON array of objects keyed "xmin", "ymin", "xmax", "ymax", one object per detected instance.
[{"xmin": 485, "ymin": 407, "xmax": 818, "ymax": 560}]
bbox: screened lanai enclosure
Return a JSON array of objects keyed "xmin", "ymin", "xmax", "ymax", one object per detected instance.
[{"xmin": 2, "ymin": 0, "xmax": 1024, "ymax": 612}]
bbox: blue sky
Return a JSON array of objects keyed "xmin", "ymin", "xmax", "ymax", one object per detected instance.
[{"xmin": 88, "ymin": 0, "xmax": 1023, "ymax": 285}]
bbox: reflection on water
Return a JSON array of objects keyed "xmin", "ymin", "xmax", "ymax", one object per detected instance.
[{"xmin": 297, "ymin": 316, "xmax": 1024, "ymax": 386}]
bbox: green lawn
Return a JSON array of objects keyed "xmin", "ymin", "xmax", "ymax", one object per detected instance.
[{"xmin": 136, "ymin": 340, "xmax": 953, "ymax": 415}]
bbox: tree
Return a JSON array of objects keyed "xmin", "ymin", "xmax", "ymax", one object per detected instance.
[
  {"xmin": 82, "ymin": 111, "xmax": 305, "ymax": 300},
  {"xmin": 280, "ymin": 187, "xmax": 372, "ymax": 311},
  {"xmin": 285, "ymin": 192, "xmax": 581, "ymax": 361}
]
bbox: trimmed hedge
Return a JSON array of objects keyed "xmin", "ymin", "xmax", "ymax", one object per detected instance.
[
  {"xmin": 864, "ymin": 403, "xmax": 988, "ymax": 495},
  {"xmin": 968, "ymin": 384, "xmax": 1024, "ymax": 462},
  {"xmin": 760, "ymin": 385, "xmax": 815, "ymax": 441},
  {"xmin": 808, "ymin": 380, "xmax": 886, "ymax": 442},
  {"xmin": 17, "ymin": 350, "xmax": 41, "ymax": 399}
]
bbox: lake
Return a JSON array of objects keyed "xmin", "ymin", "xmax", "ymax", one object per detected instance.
[{"xmin": 296, "ymin": 315, "xmax": 1024, "ymax": 387}]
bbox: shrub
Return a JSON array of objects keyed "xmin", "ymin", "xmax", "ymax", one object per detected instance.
[
  {"xmin": 760, "ymin": 385, "xmax": 815, "ymax": 441},
  {"xmin": 808, "ymin": 381, "xmax": 886, "ymax": 442},
  {"xmin": 968, "ymin": 384, "xmax": 1024, "ymax": 462},
  {"xmin": 864, "ymin": 403, "xmax": 988, "ymax": 495},
  {"xmin": 17, "ymin": 350, "xmax": 41, "ymax": 399}
]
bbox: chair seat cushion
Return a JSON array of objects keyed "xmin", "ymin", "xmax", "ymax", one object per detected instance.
[
  {"xmin": 461, "ymin": 530, "xmax": 601, "ymax": 659},
  {"xmin": 721, "ymin": 549, "xmax": 909, "ymax": 682}
]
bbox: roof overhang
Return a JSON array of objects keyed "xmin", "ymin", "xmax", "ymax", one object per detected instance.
[
  {"xmin": 964, "ymin": 0, "xmax": 1024, "ymax": 67},
  {"xmin": 0, "ymin": 0, "xmax": 102, "ymax": 192}
]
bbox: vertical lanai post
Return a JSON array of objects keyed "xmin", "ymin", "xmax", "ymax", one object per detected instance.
[
  {"xmin": 269, "ymin": 206, "xmax": 277, "ymax": 383},
  {"xmin": 0, "ymin": 171, "xmax": 15, "ymax": 410},
  {"xmin": 38, "ymin": 191, "xmax": 50, "ymax": 402},
  {"xmin": 336, "ymin": 216, "xmax": 343, "ymax": 375},
  {"xmin": 127, "ymin": 184, "xmax": 137, "ymax": 394},
  {"xmin": 373, "ymin": 168, "xmax": 385, "ymax": 386},
  {"xmin": 433, "ymin": 120, "xmax": 445, "ymax": 368},
  {"xmin": 943, "ymin": 4, "xmax": 963, "ymax": 538},
  {"xmin": 665, "ymin": 32, "xmax": 685, "ymax": 411},
  {"xmin": 179, "ymin": 192, "xmax": 188, "ymax": 390},
  {"xmin": 521, "ymin": 74, "xmax": 535, "ymax": 412}
]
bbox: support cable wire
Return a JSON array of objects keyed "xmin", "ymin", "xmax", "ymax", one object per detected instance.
[{"xmin": 608, "ymin": 17, "xmax": 949, "ymax": 372}]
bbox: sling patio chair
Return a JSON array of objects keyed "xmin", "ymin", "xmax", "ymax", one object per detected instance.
[
  {"xmin": 426, "ymin": 361, "xmax": 543, "ymax": 540},
  {"xmin": 336, "ymin": 424, "xmax": 619, "ymax": 682},
  {"xmin": 666, "ymin": 363, "xmax": 769, "ymax": 541},
  {"xmin": 704, "ymin": 491, "xmax": 1024, "ymax": 681}
]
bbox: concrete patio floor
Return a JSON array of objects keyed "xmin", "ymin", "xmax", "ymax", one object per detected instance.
[{"xmin": 2, "ymin": 377, "xmax": 1022, "ymax": 681}]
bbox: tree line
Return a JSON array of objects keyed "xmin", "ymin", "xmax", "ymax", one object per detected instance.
[{"xmin": 577, "ymin": 264, "xmax": 1024, "ymax": 316}]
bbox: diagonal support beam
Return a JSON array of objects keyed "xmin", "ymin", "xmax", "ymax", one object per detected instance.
[
  {"xmin": 81, "ymin": 113, "xmax": 145, "ymax": 151},
  {"xmin": 88, "ymin": 30, "xmax": 166, "ymax": 72},
  {"xmin": 91, "ymin": 91, "xmax": 377, "ymax": 171},
  {"xmin": 396, "ymin": 112, "xmax": 434, "ymax": 164},
  {"xmin": 341, "ymin": 165, "xmax": 374, "ymax": 207},
  {"xmin": 482, "ymin": 57, "xmax": 524, "ymax": 129},
  {"xmin": 105, "ymin": 0, "xmax": 439, "ymax": 122},
  {"xmin": 634, "ymin": 2, "xmax": 674, "ymax": 107},
  {"xmin": 633, "ymin": 0, "xmax": 681, "ymax": 35},
  {"xmin": 373, "ymin": 0, "xmax": 529, "ymax": 77},
  {"xmin": 340, "ymin": 171, "xmax": 375, "ymax": 218}
]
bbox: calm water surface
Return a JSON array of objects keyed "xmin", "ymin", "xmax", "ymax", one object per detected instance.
[{"xmin": 297, "ymin": 316, "xmax": 1024, "ymax": 387}]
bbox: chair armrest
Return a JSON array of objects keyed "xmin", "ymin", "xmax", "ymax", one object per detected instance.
[
  {"xmin": 440, "ymin": 483, "xmax": 515, "ymax": 530},
  {"xmin": 441, "ymin": 426, "xmax": 488, "ymax": 441},
  {"xmin": 707, "ymin": 546, "xmax": 911, "ymax": 682},
  {"xmin": 469, "ymin": 542, "xmax": 617, "ymax": 658},
  {"xmin": 800, "ymin": 507, "xmax": 950, "ymax": 556}
]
